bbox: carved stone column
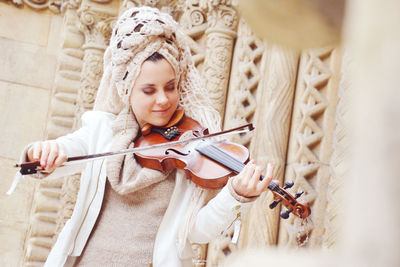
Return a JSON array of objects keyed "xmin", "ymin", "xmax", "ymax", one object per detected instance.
[
  {"xmin": 200, "ymin": 0, "xmax": 238, "ymax": 117},
  {"xmin": 207, "ymin": 19, "xmax": 299, "ymax": 266},
  {"xmin": 74, "ymin": 5, "xmax": 115, "ymax": 128},
  {"xmin": 278, "ymin": 47, "xmax": 342, "ymax": 248},
  {"xmin": 47, "ymin": 9, "xmax": 84, "ymax": 139},
  {"xmin": 223, "ymin": 19, "xmax": 263, "ymax": 147},
  {"xmin": 239, "ymin": 44, "xmax": 299, "ymax": 248},
  {"xmin": 323, "ymin": 49, "xmax": 351, "ymax": 248}
]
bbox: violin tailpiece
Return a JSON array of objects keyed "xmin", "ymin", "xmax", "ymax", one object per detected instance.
[{"xmin": 151, "ymin": 126, "xmax": 180, "ymax": 140}]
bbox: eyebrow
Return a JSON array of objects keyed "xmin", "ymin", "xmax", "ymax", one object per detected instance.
[{"xmin": 140, "ymin": 79, "xmax": 175, "ymax": 88}]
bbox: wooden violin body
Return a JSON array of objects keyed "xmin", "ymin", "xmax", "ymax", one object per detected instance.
[{"xmin": 134, "ymin": 116, "xmax": 249, "ymax": 189}]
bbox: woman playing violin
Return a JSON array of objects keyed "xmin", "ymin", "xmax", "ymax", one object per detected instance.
[{"xmin": 20, "ymin": 6, "xmax": 273, "ymax": 267}]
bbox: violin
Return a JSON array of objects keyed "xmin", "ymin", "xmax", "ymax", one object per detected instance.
[
  {"xmin": 134, "ymin": 115, "xmax": 311, "ymax": 219},
  {"xmin": 16, "ymin": 114, "xmax": 311, "ymax": 219}
]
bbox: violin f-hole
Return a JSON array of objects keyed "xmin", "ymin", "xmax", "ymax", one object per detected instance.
[{"xmin": 165, "ymin": 148, "xmax": 190, "ymax": 156}]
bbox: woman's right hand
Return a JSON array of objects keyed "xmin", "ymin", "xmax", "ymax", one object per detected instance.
[{"xmin": 27, "ymin": 141, "xmax": 67, "ymax": 173}]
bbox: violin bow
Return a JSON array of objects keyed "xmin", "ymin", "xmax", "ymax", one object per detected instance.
[
  {"xmin": 15, "ymin": 123, "xmax": 255, "ymax": 175},
  {"xmin": 14, "ymin": 123, "xmax": 311, "ymax": 219}
]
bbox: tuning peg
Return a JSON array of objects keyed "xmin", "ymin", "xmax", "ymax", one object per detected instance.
[
  {"xmin": 283, "ymin": 181, "xmax": 294, "ymax": 189},
  {"xmin": 294, "ymin": 191, "xmax": 304, "ymax": 199},
  {"xmin": 280, "ymin": 208, "xmax": 293, "ymax": 219},
  {"xmin": 269, "ymin": 199, "xmax": 282, "ymax": 209}
]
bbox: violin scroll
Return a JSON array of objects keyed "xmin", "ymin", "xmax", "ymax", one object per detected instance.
[{"xmin": 268, "ymin": 180, "xmax": 311, "ymax": 219}]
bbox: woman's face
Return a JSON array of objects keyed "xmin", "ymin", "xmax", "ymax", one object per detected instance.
[{"xmin": 130, "ymin": 58, "xmax": 179, "ymax": 128}]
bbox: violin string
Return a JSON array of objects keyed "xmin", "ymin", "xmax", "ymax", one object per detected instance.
[
  {"xmin": 196, "ymin": 145, "xmax": 231, "ymax": 170},
  {"xmin": 199, "ymin": 144, "xmax": 245, "ymax": 173},
  {"xmin": 203, "ymin": 145, "xmax": 286, "ymax": 194},
  {"xmin": 210, "ymin": 145, "xmax": 288, "ymax": 195},
  {"xmin": 211, "ymin": 145, "xmax": 246, "ymax": 172},
  {"xmin": 207, "ymin": 148, "xmax": 243, "ymax": 173},
  {"xmin": 199, "ymin": 144, "xmax": 288, "ymax": 196}
]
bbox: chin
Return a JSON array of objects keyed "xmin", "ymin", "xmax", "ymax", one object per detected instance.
[
  {"xmin": 146, "ymin": 109, "xmax": 176, "ymax": 127},
  {"xmin": 149, "ymin": 118, "xmax": 171, "ymax": 127}
]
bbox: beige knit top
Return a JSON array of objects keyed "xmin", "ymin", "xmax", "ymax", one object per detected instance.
[{"xmin": 75, "ymin": 173, "xmax": 175, "ymax": 266}]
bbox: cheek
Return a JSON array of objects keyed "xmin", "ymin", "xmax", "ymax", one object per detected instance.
[
  {"xmin": 130, "ymin": 93, "xmax": 153, "ymax": 116},
  {"xmin": 171, "ymin": 91, "xmax": 180, "ymax": 108}
]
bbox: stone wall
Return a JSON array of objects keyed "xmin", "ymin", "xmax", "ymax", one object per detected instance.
[{"xmin": 0, "ymin": 2, "xmax": 63, "ymax": 266}]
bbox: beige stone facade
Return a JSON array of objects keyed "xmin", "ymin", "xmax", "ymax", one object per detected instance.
[
  {"xmin": 0, "ymin": 3, "xmax": 63, "ymax": 266},
  {"xmin": 1, "ymin": 0, "xmax": 399, "ymax": 267}
]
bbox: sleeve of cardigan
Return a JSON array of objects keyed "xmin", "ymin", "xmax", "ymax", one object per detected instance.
[
  {"xmin": 188, "ymin": 178, "xmax": 256, "ymax": 244},
  {"xmin": 8, "ymin": 113, "xmax": 98, "ymax": 194},
  {"xmin": 51, "ymin": 120, "xmax": 91, "ymax": 176},
  {"xmin": 23, "ymin": 112, "xmax": 99, "ymax": 180}
]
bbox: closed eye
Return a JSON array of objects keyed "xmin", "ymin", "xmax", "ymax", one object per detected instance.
[
  {"xmin": 165, "ymin": 79, "xmax": 176, "ymax": 91},
  {"xmin": 142, "ymin": 87, "xmax": 155, "ymax": 94}
]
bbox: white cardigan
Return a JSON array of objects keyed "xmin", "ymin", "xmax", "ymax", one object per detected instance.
[{"xmin": 16, "ymin": 111, "xmax": 254, "ymax": 267}]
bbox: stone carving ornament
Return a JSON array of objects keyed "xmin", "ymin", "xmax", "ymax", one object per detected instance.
[
  {"xmin": 178, "ymin": 0, "xmax": 207, "ymax": 68},
  {"xmin": 200, "ymin": 0, "xmax": 238, "ymax": 116},
  {"xmin": 239, "ymin": 43, "xmax": 299, "ymax": 249},
  {"xmin": 224, "ymin": 19, "xmax": 264, "ymax": 146},
  {"xmin": 2, "ymin": 0, "xmax": 80, "ymax": 13},
  {"xmin": 279, "ymin": 47, "xmax": 341, "ymax": 248},
  {"xmin": 74, "ymin": 6, "xmax": 115, "ymax": 128},
  {"xmin": 322, "ymin": 50, "xmax": 350, "ymax": 248}
]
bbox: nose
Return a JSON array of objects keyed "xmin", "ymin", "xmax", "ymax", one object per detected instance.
[{"xmin": 156, "ymin": 90, "xmax": 168, "ymax": 106}]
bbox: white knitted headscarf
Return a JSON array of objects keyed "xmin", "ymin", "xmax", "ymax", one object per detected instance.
[
  {"xmin": 94, "ymin": 6, "xmax": 220, "ymax": 132},
  {"xmin": 93, "ymin": 6, "xmax": 221, "ymax": 257}
]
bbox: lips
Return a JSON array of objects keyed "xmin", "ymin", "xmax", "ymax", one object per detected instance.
[{"xmin": 152, "ymin": 107, "xmax": 170, "ymax": 113}]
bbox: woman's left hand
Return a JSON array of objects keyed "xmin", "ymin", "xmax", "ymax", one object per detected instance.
[{"xmin": 231, "ymin": 160, "xmax": 274, "ymax": 198}]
